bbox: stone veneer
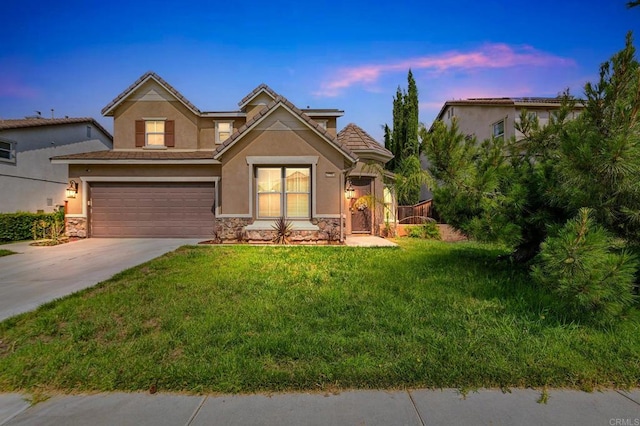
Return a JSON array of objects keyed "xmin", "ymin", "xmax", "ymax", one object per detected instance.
[
  {"xmin": 65, "ymin": 217, "xmax": 88, "ymax": 238},
  {"xmin": 214, "ymin": 217, "xmax": 343, "ymax": 244}
]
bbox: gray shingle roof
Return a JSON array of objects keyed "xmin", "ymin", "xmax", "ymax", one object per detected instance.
[{"xmin": 0, "ymin": 117, "xmax": 112, "ymax": 140}]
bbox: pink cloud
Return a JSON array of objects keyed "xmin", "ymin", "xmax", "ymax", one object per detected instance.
[
  {"xmin": 314, "ymin": 44, "xmax": 575, "ymax": 97},
  {"xmin": 0, "ymin": 78, "xmax": 38, "ymax": 99}
]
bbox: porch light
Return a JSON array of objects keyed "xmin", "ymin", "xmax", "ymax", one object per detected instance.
[
  {"xmin": 66, "ymin": 180, "xmax": 78, "ymax": 199},
  {"xmin": 345, "ymin": 182, "xmax": 355, "ymax": 199}
]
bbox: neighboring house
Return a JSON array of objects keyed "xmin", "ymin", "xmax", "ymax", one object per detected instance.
[
  {"xmin": 430, "ymin": 97, "xmax": 584, "ymax": 142},
  {"xmin": 0, "ymin": 117, "xmax": 113, "ymax": 213},
  {"xmin": 419, "ymin": 97, "xmax": 585, "ymax": 202},
  {"xmin": 52, "ymin": 72, "xmax": 393, "ymax": 241}
]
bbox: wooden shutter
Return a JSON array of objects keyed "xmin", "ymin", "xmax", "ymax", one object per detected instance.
[
  {"xmin": 135, "ymin": 120, "xmax": 145, "ymax": 147},
  {"xmin": 165, "ymin": 120, "xmax": 175, "ymax": 147}
]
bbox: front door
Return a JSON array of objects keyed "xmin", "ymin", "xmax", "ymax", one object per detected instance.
[{"xmin": 350, "ymin": 178, "xmax": 372, "ymax": 234}]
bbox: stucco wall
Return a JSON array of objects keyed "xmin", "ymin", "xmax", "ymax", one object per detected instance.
[
  {"xmin": 65, "ymin": 164, "xmax": 220, "ymax": 215},
  {"xmin": 443, "ymin": 105, "xmax": 514, "ymax": 142},
  {"xmin": 0, "ymin": 124, "xmax": 112, "ymax": 213},
  {"xmin": 218, "ymin": 108, "xmax": 346, "ymax": 217}
]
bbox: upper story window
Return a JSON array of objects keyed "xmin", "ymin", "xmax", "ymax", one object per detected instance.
[
  {"xmin": 135, "ymin": 119, "xmax": 175, "ymax": 148},
  {"xmin": 256, "ymin": 167, "xmax": 310, "ymax": 219},
  {"xmin": 0, "ymin": 139, "xmax": 16, "ymax": 163},
  {"xmin": 492, "ymin": 119, "xmax": 505, "ymax": 140},
  {"xmin": 215, "ymin": 121, "xmax": 233, "ymax": 144},
  {"xmin": 146, "ymin": 121, "xmax": 165, "ymax": 146}
]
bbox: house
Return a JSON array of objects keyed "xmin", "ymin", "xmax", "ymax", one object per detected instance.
[
  {"xmin": 0, "ymin": 117, "xmax": 113, "ymax": 213},
  {"xmin": 430, "ymin": 97, "xmax": 584, "ymax": 141},
  {"xmin": 419, "ymin": 97, "xmax": 585, "ymax": 202},
  {"xmin": 52, "ymin": 72, "xmax": 393, "ymax": 241}
]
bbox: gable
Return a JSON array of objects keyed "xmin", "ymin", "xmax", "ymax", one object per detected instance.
[{"xmin": 128, "ymin": 80, "xmax": 177, "ymax": 103}]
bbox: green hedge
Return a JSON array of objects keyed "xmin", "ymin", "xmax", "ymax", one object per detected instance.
[{"xmin": 0, "ymin": 210, "xmax": 65, "ymax": 242}]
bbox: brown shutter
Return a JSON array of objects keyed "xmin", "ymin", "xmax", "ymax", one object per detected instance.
[
  {"xmin": 135, "ymin": 120, "xmax": 145, "ymax": 147},
  {"xmin": 165, "ymin": 120, "xmax": 175, "ymax": 147}
]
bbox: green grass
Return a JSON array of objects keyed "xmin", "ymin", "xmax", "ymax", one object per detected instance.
[
  {"xmin": 0, "ymin": 240, "xmax": 638, "ymax": 395},
  {"xmin": 0, "ymin": 249, "xmax": 16, "ymax": 257}
]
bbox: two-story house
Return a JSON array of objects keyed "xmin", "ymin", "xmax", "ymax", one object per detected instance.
[
  {"xmin": 52, "ymin": 72, "xmax": 393, "ymax": 241},
  {"xmin": 0, "ymin": 117, "xmax": 112, "ymax": 213},
  {"xmin": 430, "ymin": 97, "xmax": 584, "ymax": 141}
]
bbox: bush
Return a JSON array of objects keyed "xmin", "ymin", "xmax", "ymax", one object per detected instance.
[
  {"xmin": 0, "ymin": 210, "xmax": 65, "ymax": 242},
  {"xmin": 406, "ymin": 221, "xmax": 441, "ymax": 240},
  {"xmin": 532, "ymin": 208, "xmax": 638, "ymax": 324}
]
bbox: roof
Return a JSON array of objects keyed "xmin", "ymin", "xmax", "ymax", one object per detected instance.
[
  {"xmin": 337, "ymin": 123, "xmax": 393, "ymax": 162},
  {"xmin": 238, "ymin": 84, "xmax": 279, "ymax": 108},
  {"xmin": 52, "ymin": 150, "xmax": 215, "ymax": 161},
  {"xmin": 214, "ymin": 95, "xmax": 356, "ymax": 162},
  {"xmin": 0, "ymin": 117, "xmax": 112, "ymax": 140},
  {"xmin": 101, "ymin": 72, "xmax": 201, "ymax": 117}
]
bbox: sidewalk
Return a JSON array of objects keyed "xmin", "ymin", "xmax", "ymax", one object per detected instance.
[{"xmin": 1, "ymin": 388, "xmax": 638, "ymax": 426}]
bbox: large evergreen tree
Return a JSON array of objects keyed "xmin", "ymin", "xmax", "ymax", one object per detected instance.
[
  {"xmin": 385, "ymin": 70, "xmax": 422, "ymax": 204},
  {"xmin": 423, "ymin": 33, "xmax": 640, "ymax": 323}
]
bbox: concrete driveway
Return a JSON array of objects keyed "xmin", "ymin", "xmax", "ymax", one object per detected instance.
[{"xmin": 0, "ymin": 238, "xmax": 202, "ymax": 322}]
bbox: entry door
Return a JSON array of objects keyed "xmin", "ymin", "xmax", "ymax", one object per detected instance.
[{"xmin": 350, "ymin": 178, "xmax": 372, "ymax": 234}]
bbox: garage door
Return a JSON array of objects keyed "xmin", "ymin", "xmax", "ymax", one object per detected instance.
[{"xmin": 90, "ymin": 182, "xmax": 215, "ymax": 237}]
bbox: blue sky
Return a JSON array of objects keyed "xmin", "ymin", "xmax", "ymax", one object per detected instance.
[{"xmin": 1, "ymin": 0, "xmax": 638, "ymax": 141}]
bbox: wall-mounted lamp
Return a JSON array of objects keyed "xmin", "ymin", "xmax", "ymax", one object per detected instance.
[
  {"xmin": 66, "ymin": 180, "xmax": 78, "ymax": 199},
  {"xmin": 345, "ymin": 181, "xmax": 355, "ymax": 199}
]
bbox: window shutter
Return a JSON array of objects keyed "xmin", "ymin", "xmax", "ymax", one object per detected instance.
[
  {"xmin": 165, "ymin": 120, "xmax": 175, "ymax": 147},
  {"xmin": 135, "ymin": 120, "xmax": 145, "ymax": 147}
]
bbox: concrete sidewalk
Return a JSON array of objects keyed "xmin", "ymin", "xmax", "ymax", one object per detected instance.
[{"xmin": 1, "ymin": 388, "xmax": 638, "ymax": 426}]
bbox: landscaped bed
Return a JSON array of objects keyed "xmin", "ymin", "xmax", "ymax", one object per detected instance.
[{"xmin": 0, "ymin": 239, "xmax": 638, "ymax": 395}]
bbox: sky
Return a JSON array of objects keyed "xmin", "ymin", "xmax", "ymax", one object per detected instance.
[{"xmin": 1, "ymin": 0, "xmax": 638, "ymax": 142}]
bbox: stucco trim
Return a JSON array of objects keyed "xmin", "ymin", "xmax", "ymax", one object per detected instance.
[
  {"xmin": 74, "ymin": 176, "xmax": 218, "ymax": 218},
  {"xmin": 246, "ymin": 156, "xmax": 320, "ymax": 219}
]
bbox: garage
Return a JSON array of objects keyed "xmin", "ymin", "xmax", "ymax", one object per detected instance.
[{"xmin": 89, "ymin": 182, "xmax": 215, "ymax": 238}]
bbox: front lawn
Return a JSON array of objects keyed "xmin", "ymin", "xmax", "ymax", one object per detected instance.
[{"xmin": 0, "ymin": 240, "xmax": 638, "ymax": 394}]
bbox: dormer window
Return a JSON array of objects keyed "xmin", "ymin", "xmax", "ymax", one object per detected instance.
[
  {"xmin": 215, "ymin": 121, "xmax": 233, "ymax": 144},
  {"xmin": 135, "ymin": 119, "xmax": 175, "ymax": 148}
]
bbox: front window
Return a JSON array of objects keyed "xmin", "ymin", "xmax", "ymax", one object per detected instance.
[
  {"xmin": 257, "ymin": 167, "xmax": 310, "ymax": 219},
  {"xmin": 215, "ymin": 121, "xmax": 233, "ymax": 144},
  {"xmin": 146, "ymin": 120, "xmax": 165, "ymax": 146},
  {"xmin": 492, "ymin": 119, "xmax": 505, "ymax": 140},
  {"xmin": 0, "ymin": 139, "xmax": 15, "ymax": 163}
]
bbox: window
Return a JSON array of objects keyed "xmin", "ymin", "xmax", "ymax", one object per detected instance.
[
  {"xmin": 0, "ymin": 139, "xmax": 15, "ymax": 163},
  {"xmin": 256, "ymin": 167, "xmax": 310, "ymax": 219},
  {"xmin": 146, "ymin": 120, "xmax": 165, "ymax": 146},
  {"xmin": 316, "ymin": 120, "xmax": 328, "ymax": 130},
  {"xmin": 492, "ymin": 119, "xmax": 505, "ymax": 140},
  {"xmin": 86, "ymin": 125, "xmax": 92, "ymax": 138},
  {"xmin": 135, "ymin": 120, "xmax": 175, "ymax": 147},
  {"xmin": 215, "ymin": 121, "xmax": 233, "ymax": 144}
]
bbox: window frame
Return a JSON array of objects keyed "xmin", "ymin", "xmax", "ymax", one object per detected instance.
[
  {"xmin": 255, "ymin": 166, "xmax": 311, "ymax": 220},
  {"xmin": 0, "ymin": 138, "xmax": 16, "ymax": 163},
  {"xmin": 145, "ymin": 120, "xmax": 165, "ymax": 147},
  {"xmin": 215, "ymin": 121, "xmax": 234, "ymax": 144},
  {"xmin": 492, "ymin": 119, "xmax": 505, "ymax": 140}
]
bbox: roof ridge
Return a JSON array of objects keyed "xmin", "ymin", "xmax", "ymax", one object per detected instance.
[
  {"xmin": 238, "ymin": 83, "xmax": 280, "ymax": 107},
  {"xmin": 215, "ymin": 96, "xmax": 355, "ymax": 161},
  {"xmin": 101, "ymin": 71, "xmax": 201, "ymax": 116}
]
